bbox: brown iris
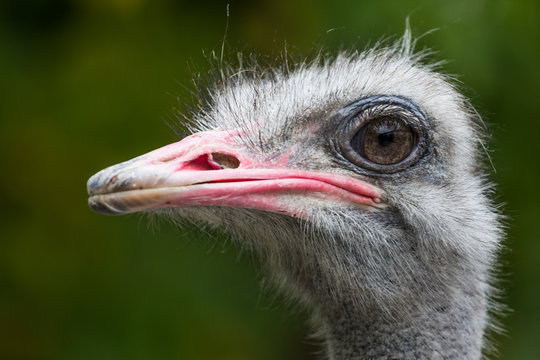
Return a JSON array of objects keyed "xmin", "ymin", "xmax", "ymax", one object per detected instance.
[{"xmin": 351, "ymin": 117, "xmax": 415, "ymax": 165}]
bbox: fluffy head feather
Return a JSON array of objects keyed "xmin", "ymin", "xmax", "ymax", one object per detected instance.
[{"xmin": 173, "ymin": 32, "xmax": 502, "ymax": 316}]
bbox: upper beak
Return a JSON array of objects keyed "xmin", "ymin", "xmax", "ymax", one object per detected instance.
[{"xmin": 87, "ymin": 130, "xmax": 382, "ymax": 217}]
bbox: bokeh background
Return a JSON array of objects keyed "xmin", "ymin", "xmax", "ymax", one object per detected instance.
[{"xmin": 1, "ymin": 0, "xmax": 539, "ymax": 359}]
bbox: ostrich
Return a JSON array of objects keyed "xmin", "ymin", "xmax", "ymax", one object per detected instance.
[{"xmin": 87, "ymin": 34, "xmax": 502, "ymax": 359}]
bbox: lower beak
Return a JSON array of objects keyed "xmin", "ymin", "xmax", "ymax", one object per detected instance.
[{"xmin": 87, "ymin": 130, "xmax": 382, "ymax": 217}]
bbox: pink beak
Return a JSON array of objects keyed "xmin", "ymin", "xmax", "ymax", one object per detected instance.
[{"xmin": 87, "ymin": 130, "xmax": 383, "ymax": 217}]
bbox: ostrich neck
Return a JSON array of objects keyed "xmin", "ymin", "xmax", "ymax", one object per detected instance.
[{"xmin": 320, "ymin": 285, "xmax": 488, "ymax": 360}]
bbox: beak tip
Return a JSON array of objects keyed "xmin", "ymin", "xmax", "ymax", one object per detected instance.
[
  {"xmin": 87, "ymin": 174, "xmax": 101, "ymax": 196},
  {"xmin": 88, "ymin": 195, "xmax": 125, "ymax": 216}
]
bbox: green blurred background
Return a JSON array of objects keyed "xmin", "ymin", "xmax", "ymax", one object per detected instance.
[{"xmin": 1, "ymin": 0, "xmax": 539, "ymax": 359}]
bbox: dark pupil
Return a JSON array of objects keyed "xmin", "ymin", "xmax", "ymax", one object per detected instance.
[
  {"xmin": 378, "ymin": 132, "xmax": 394, "ymax": 147},
  {"xmin": 351, "ymin": 117, "xmax": 414, "ymax": 165}
]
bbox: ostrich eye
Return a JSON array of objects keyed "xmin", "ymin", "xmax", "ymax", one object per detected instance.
[
  {"xmin": 351, "ymin": 117, "xmax": 415, "ymax": 165},
  {"xmin": 338, "ymin": 95, "xmax": 428, "ymax": 174}
]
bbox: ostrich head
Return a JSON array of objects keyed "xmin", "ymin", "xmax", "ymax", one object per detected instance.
[{"xmin": 87, "ymin": 34, "xmax": 502, "ymax": 359}]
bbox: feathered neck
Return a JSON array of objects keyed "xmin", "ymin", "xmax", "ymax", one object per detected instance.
[{"xmin": 318, "ymin": 287, "xmax": 488, "ymax": 359}]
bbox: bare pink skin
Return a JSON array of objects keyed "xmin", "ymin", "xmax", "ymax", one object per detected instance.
[{"xmin": 87, "ymin": 130, "xmax": 383, "ymax": 217}]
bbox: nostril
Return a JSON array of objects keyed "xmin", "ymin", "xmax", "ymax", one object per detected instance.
[
  {"xmin": 210, "ymin": 152, "xmax": 240, "ymax": 169},
  {"xmin": 182, "ymin": 153, "xmax": 241, "ymax": 171}
]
